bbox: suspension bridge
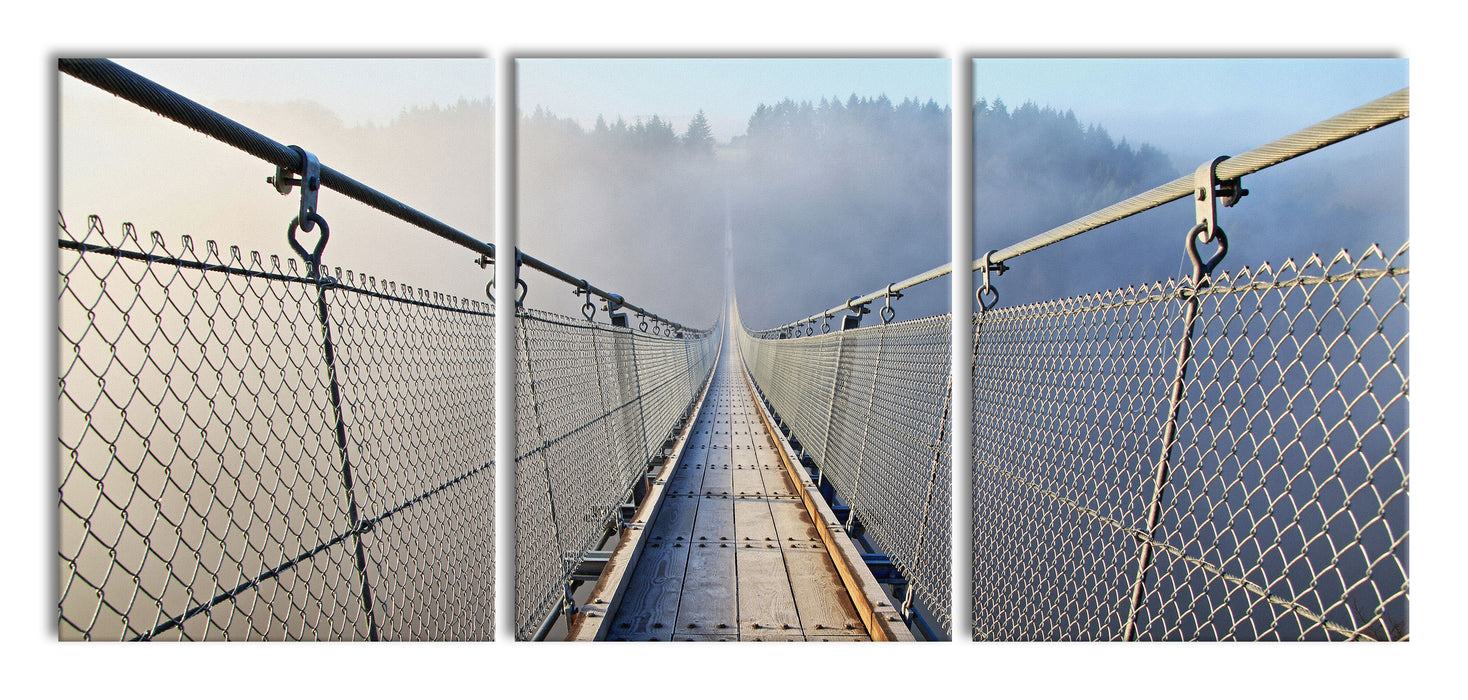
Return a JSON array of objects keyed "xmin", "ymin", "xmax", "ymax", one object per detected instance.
[{"xmin": 57, "ymin": 58, "xmax": 1408, "ymax": 642}]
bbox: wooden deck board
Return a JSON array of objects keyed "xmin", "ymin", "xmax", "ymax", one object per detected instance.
[
  {"xmin": 783, "ymin": 550, "xmax": 866, "ymax": 635},
  {"xmin": 672, "ymin": 545, "xmax": 738, "ymax": 633},
  {"xmin": 733, "ymin": 549, "xmax": 801, "ymax": 635}
]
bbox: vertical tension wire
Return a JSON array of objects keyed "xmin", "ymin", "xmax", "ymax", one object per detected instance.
[
  {"xmin": 297, "ymin": 214, "xmax": 381, "ymax": 641},
  {"xmin": 1120, "ymin": 222, "xmax": 1223, "ymax": 641}
]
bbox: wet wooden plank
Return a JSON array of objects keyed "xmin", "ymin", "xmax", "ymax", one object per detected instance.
[
  {"xmin": 768, "ymin": 499, "xmax": 823, "ymax": 545},
  {"xmin": 734, "ymin": 549, "xmax": 801, "ymax": 635}
]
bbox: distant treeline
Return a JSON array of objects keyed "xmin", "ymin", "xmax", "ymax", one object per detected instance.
[{"xmin": 973, "ymin": 98, "xmax": 1177, "ymax": 248}]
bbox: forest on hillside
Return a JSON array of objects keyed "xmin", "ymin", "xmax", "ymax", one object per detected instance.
[
  {"xmin": 518, "ymin": 95, "xmax": 951, "ymax": 329},
  {"xmin": 973, "ymin": 98, "xmax": 1177, "ymax": 245},
  {"xmin": 519, "ymin": 92, "xmax": 1341, "ymax": 324}
]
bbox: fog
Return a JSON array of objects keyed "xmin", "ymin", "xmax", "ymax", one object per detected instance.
[
  {"xmin": 60, "ymin": 82, "xmax": 495, "ymax": 304},
  {"xmin": 971, "ymin": 98, "xmax": 1408, "ymax": 306},
  {"xmin": 517, "ymin": 95, "xmax": 951, "ymax": 332}
]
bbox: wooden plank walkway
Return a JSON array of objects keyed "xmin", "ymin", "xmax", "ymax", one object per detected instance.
[{"xmin": 604, "ymin": 332, "xmax": 871, "ymax": 641}]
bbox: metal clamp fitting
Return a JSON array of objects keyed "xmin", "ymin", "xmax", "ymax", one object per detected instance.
[
  {"xmin": 269, "ymin": 146, "xmax": 322, "ymax": 232},
  {"xmin": 1194, "ymin": 155, "xmax": 1248, "ymax": 244},
  {"xmin": 976, "ymin": 250, "xmax": 1005, "ymax": 312}
]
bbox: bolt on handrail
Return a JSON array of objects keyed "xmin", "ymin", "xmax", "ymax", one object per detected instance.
[
  {"xmin": 59, "ymin": 58, "xmax": 707, "ymax": 334},
  {"xmin": 755, "ymin": 87, "xmax": 1408, "ymax": 335}
]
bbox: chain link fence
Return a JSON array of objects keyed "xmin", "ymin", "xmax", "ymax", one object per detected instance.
[
  {"xmin": 58, "ymin": 213, "xmax": 496, "ymax": 640},
  {"xmin": 514, "ymin": 309, "xmax": 718, "ymax": 640},
  {"xmin": 737, "ymin": 311, "xmax": 952, "ymax": 635},
  {"xmin": 971, "ymin": 242, "xmax": 1409, "ymax": 640}
]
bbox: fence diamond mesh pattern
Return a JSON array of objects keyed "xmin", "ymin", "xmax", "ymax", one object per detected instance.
[
  {"xmin": 515, "ymin": 309, "xmax": 717, "ymax": 640},
  {"xmin": 971, "ymin": 243, "xmax": 1408, "ymax": 640},
  {"xmin": 57, "ymin": 213, "xmax": 495, "ymax": 641},
  {"xmin": 738, "ymin": 313, "xmax": 952, "ymax": 635}
]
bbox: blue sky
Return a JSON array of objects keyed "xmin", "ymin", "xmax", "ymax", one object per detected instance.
[
  {"xmin": 973, "ymin": 58, "xmax": 1407, "ymax": 167},
  {"xmin": 517, "ymin": 58, "xmax": 951, "ymax": 141}
]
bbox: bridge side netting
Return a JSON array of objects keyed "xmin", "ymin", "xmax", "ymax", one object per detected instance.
[
  {"xmin": 737, "ymin": 313, "xmax": 953, "ymax": 636},
  {"xmin": 58, "ymin": 214, "xmax": 496, "ymax": 640},
  {"xmin": 514, "ymin": 309, "xmax": 718, "ymax": 640},
  {"xmin": 971, "ymin": 243, "xmax": 1409, "ymax": 640}
]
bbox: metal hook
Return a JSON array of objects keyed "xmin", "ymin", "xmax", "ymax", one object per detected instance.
[
  {"xmin": 881, "ymin": 283, "xmax": 903, "ymax": 324},
  {"xmin": 514, "ymin": 250, "xmax": 527, "ymax": 309},
  {"xmin": 1186, "ymin": 222, "xmax": 1229, "ymax": 286},
  {"xmin": 576, "ymin": 279, "xmax": 595, "ymax": 321},
  {"xmin": 287, "ymin": 212, "xmax": 330, "ymax": 278},
  {"xmin": 976, "ymin": 285, "xmax": 999, "ymax": 312}
]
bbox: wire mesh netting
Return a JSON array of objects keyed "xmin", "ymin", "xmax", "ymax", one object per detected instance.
[
  {"xmin": 971, "ymin": 243, "xmax": 1409, "ymax": 640},
  {"xmin": 515, "ymin": 309, "xmax": 718, "ymax": 640},
  {"xmin": 57, "ymin": 213, "xmax": 495, "ymax": 641},
  {"xmin": 738, "ymin": 311, "xmax": 952, "ymax": 635}
]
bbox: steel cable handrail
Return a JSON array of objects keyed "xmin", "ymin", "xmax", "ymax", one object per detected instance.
[
  {"xmin": 979, "ymin": 87, "xmax": 1409, "ymax": 268},
  {"xmin": 59, "ymin": 58, "xmax": 494, "ymax": 260},
  {"xmin": 59, "ymin": 58, "xmax": 707, "ymax": 334},
  {"xmin": 757, "ymin": 87, "xmax": 1408, "ymax": 335}
]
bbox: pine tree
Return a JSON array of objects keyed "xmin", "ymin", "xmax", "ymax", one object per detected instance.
[{"xmin": 683, "ymin": 109, "xmax": 715, "ymax": 156}]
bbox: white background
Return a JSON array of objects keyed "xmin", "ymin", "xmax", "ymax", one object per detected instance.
[{"xmin": 5, "ymin": 2, "xmax": 1459, "ymax": 697}]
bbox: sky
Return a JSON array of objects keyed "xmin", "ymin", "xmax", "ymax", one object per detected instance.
[
  {"xmin": 973, "ymin": 58, "xmax": 1408, "ymax": 169},
  {"xmin": 517, "ymin": 58, "xmax": 951, "ymax": 141},
  {"xmin": 59, "ymin": 58, "xmax": 496, "ymax": 302},
  {"xmin": 970, "ymin": 57, "xmax": 1410, "ymax": 302},
  {"xmin": 112, "ymin": 58, "xmax": 495, "ymax": 127}
]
